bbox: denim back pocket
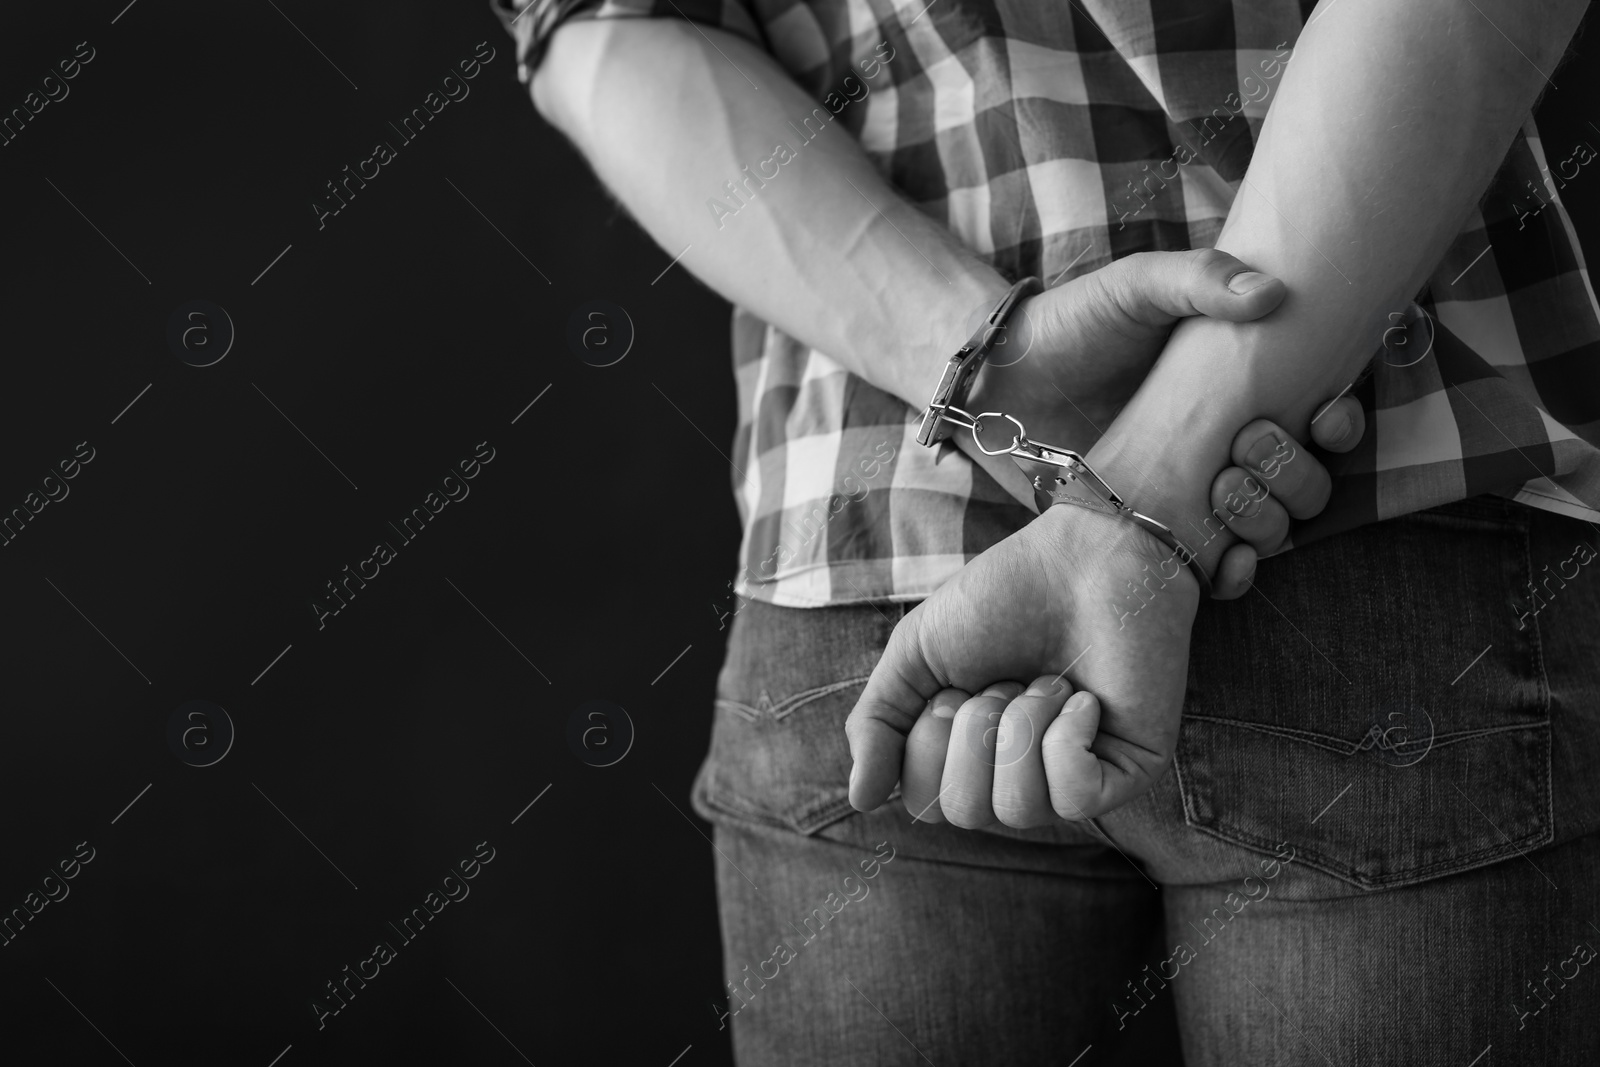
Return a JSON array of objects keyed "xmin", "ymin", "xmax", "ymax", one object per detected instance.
[
  {"xmin": 691, "ymin": 600, "xmax": 901, "ymax": 835},
  {"xmin": 1173, "ymin": 496, "xmax": 1552, "ymax": 890}
]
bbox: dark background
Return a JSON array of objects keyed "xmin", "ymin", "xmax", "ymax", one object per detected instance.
[
  {"xmin": 1, "ymin": 2, "xmax": 740, "ymax": 1065},
  {"xmin": 0, "ymin": 2, "xmax": 1595, "ymax": 1065}
]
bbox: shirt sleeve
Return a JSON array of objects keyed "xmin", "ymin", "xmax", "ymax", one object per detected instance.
[{"xmin": 489, "ymin": 0, "xmax": 766, "ymax": 84}]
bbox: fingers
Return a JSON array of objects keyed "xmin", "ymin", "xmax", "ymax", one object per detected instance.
[
  {"xmin": 1093, "ymin": 249, "xmax": 1287, "ymax": 328},
  {"xmin": 940, "ymin": 682, "xmax": 1025, "ymax": 829},
  {"xmin": 1040, "ymin": 690, "xmax": 1106, "ymax": 821},
  {"xmin": 846, "ymin": 607, "xmax": 950, "ymax": 811},
  {"xmin": 1228, "ymin": 419, "xmax": 1331, "ymax": 521},
  {"xmin": 1310, "ymin": 394, "xmax": 1366, "ymax": 453},
  {"xmin": 899, "ymin": 678, "xmax": 1139, "ymax": 828},
  {"xmin": 992, "ymin": 675, "xmax": 1076, "ymax": 829},
  {"xmin": 901, "ymin": 689, "xmax": 968, "ymax": 824},
  {"xmin": 902, "ymin": 677, "xmax": 1082, "ymax": 830},
  {"xmin": 1210, "ymin": 543, "xmax": 1258, "ymax": 601},
  {"xmin": 1207, "ymin": 403, "xmax": 1363, "ymax": 598},
  {"xmin": 1211, "ymin": 463, "xmax": 1289, "ymax": 556}
]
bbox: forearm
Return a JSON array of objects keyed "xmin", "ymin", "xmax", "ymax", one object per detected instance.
[
  {"xmin": 533, "ymin": 20, "xmax": 1004, "ymax": 412},
  {"xmin": 1085, "ymin": 0, "xmax": 1586, "ymax": 570}
]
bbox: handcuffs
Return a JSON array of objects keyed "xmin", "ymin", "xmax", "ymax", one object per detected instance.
[{"xmin": 916, "ymin": 276, "xmax": 1214, "ymax": 599}]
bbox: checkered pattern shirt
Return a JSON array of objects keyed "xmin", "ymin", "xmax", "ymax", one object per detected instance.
[{"xmin": 499, "ymin": 0, "xmax": 1600, "ymax": 607}]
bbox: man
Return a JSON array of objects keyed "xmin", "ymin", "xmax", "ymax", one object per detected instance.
[{"xmin": 506, "ymin": 0, "xmax": 1600, "ymax": 1062}]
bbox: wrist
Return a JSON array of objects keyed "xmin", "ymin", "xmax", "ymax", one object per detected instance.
[
  {"xmin": 1081, "ymin": 326, "xmax": 1250, "ymax": 577},
  {"xmin": 1087, "ymin": 435, "xmax": 1228, "ymax": 575},
  {"xmin": 897, "ymin": 263, "xmax": 1011, "ymax": 412},
  {"xmin": 962, "ymin": 291, "xmax": 1043, "ymax": 413},
  {"xmin": 1032, "ymin": 498, "xmax": 1204, "ymax": 602},
  {"xmin": 906, "ymin": 270, "xmax": 1053, "ymax": 509},
  {"xmin": 963, "ymin": 291, "xmax": 1107, "ymax": 457}
]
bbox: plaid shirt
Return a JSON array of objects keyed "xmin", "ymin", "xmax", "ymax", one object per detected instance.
[{"xmin": 500, "ymin": 0, "xmax": 1600, "ymax": 607}]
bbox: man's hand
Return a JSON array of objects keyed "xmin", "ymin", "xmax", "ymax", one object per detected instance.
[
  {"xmin": 846, "ymin": 496, "xmax": 1197, "ymax": 821},
  {"xmin": 846, "ymin": 404, "xmax": 1363, "ymax": 823},
  {"xmin": 971, "ymin": 249, "xmax": 1287, "ymax": 455},
  {"xmin": 952, "ymin": 247, "xmax": 1364, "ymax": 596}
]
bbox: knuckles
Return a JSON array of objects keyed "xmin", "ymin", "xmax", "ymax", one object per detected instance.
[
  {"xmin": 992, "ymin": 798, "xmax": 1053, "ymax": 829},
  {"xmin": 939, "ymin": 788, "xmax": 996, "ymax": 829}
]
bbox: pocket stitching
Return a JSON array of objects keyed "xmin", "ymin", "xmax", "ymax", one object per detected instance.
[
  {"xmin": 1174, "ymin": 722, "xmax": 1555, "ymax": 889},
  {"xmin": 1185, "ymin": 713, "xmax": 1550, "ymax": 754},
  {"xmin": 769, "ymin": 676, "xmax": 871, "ymax": 721},
  {"xmin": 713, "ymin": 698, "xmax": 761, "ymax": 722},
  {"xmin": 1182, "ymin": 715, "xmax": 1358, "ymax": 755},
  {"xmin": 695, "ymin": 775, "xmax": 858, "ymax": 836},
  {"xmin": 715, "ymin": 676, "xmax": 871, "ymax": 722},
  {"xmin": 1184, "ymin": 815, "xmax": 1554, "ymax": 890}
]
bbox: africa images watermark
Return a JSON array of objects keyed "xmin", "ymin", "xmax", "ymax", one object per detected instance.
[
  {"xmin": 311, "ymin": 440, "xmax": 497, "ymax": 630},
  {"xmin": 1514, "ymin": 536, "xmax": 1598, "ymax": 631},
  {"xmin": 167, "ymin": 700, "xmax": 237, "ymax": 768},
  {"xmin": 712, "ymin": 441, "xmax": 896, "ymax": 630},
  {"xmin": 711, "ymin": 841, "xmax": 897, "ymax": 1029},
  {"xmin": 0, "ymin": 840, "xmax": 97, "ymax": 949},
  {"xmin": 312, "ymin": 41, "xmax": 497, "ymax": 230},
  {"xmin": 704, "ymin": 41, "xmax": 898, "ymax": 231},
  {"xmin": 0, "ymin": 39, "xmax": 96, "ymax": 149},
  {"xmin": 1508, "ymin": 131, "xmax": 1597, "ymax": 230},
  {"xmin": 1109, "ymin": 437, "xmax": 1297, "ymax": 629},
  {"xmin": 309, "ymin": 839, "xmax": 497, "ymax": 1030},
  {"xmin": 1112, "ymin": 42, "xmax": 1291, "ymax": 230},
  {"xmin": 0, "ymin": 440, "xmax": 96, "ymax": 549},
  {"xmin": 1113, "ymin": 841, "xmax": 1298, "ymax": 1030},
  {"xmin": 1512, "ymin": 935, "xmax": 1598, "ymax": 1031}
]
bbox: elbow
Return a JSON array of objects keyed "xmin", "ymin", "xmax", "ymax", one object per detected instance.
[
  {"xmin": 528, "ymin": 26, "xmax": 582, "ymax": 132},
  {"xmin": 529, "ymin": 21, "xmax": 613, "ymax": 144}
]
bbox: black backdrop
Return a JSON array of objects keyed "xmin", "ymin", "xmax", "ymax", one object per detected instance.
[
  {"xmin": 1, "ymin": 3, "xmax": 1595, "ymax": 1065},
  {"xmin": 2, "ymin": 2, "xmax": 740, "ymax": 1064}
]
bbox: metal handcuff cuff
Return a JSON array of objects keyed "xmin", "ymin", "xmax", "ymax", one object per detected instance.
[{"xmin": 915, "ymin": 276, "xmax": 1214, "ymax": 599}]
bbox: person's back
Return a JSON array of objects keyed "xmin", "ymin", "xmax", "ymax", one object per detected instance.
[{"xmin": 511, "ymin": 0, "xmax": 1600, "ymax": 1061}]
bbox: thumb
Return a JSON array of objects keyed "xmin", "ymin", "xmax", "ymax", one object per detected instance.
[
  {"xmin": 1042, "ymin": 690, "xmax": 1106, "ymax": 821},
  {"xmin": 845, "ymin": 611, "xmax": 943, "ymax": 812},
  {"xmin": 1310, "ymin": 393, "xmax": 1366, "ymax": 453},
  {"xmin": 1094, "ymin": 248, "xmax": 1287, "ymax": 327}
]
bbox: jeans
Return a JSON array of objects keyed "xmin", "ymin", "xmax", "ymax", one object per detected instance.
[{"xmin": 689, "ymin": 496, "xmax": 1600, "ymax": 1066}]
